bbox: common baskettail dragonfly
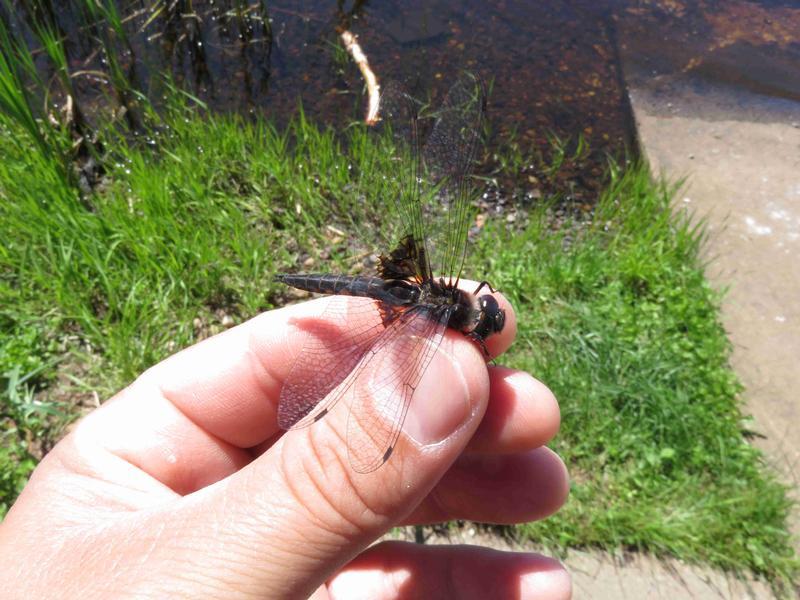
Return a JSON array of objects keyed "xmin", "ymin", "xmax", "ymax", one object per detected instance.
[{"xmin": 275, "ymin": 73, "xmax": 505, "ymax": 473}]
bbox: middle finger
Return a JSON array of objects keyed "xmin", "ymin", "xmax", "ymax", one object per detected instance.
[{"xmin": 404, "ymin": 446, "xmax": 569, "ymax": 525}]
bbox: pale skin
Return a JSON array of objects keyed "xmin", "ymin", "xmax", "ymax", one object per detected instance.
[{"xmin": 0, "ymin": 283, "xmax": 571, "ymax": 599}]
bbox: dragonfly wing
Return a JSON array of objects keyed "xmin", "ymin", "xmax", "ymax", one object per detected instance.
[
  {"xmin": 278, "ymin": 296, "xmax": 406, "ymax": 430},
  {"xmin": 375, "ymin": 81, "xmax": 430, "ymax": 282},
  {"xmin": 345, "ymin": 305, "xmax": 452, "ymax": 473},
  {"xmin": 374, "ymin": 74, "xmax": 486, "ymax": 284},
  {"xmin": 421, "ymin": 72, "xmax": 486, "ymax": 282}
]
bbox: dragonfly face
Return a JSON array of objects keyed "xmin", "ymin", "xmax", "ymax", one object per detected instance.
[
  {"xmin": 275, "ymin": 73, "xmax": 504, "ymax": 473},
  {"xmin": 473, "ymin": 294, "xmax": 506, "ymax": 340}
]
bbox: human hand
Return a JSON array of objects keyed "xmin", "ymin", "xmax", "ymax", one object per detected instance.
[{"xmin": 0, "ymin": 288, "xmax": 570, "ymax": 599}]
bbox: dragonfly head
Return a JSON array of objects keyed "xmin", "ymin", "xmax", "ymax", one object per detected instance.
[{"xmin": 473, "ymin": 294, "xmax": 506, "ymax": 340}]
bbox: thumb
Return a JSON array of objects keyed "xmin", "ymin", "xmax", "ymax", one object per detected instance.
[{"xmin": 187, "ymin": 334, "xmax": 489, "ymax": 599}]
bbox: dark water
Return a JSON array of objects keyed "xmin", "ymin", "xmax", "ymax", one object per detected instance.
[{"xmin": 5, "ymin": 0, "xmax": 800, "ymax": 204}]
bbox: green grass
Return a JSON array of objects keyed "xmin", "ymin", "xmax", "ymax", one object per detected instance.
[
  {"xmin": 0, "ymin": 69, "xmax": 796, "ymax": 597},
  {"xmin": 0, "ymin": 103, "xmax": 399, "ymax": 388},
  {"xmin": 1, "ymin": 104, "xmax": 797, "ymax": 589}
]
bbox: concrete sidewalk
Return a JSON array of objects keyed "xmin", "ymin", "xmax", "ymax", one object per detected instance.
[{"xmin": 568, "ymin": 551, "xmax": 773, "ymax": 599}]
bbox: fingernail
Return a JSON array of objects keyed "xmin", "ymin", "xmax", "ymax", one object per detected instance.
[{"xmin": 403, "ymin": 349, "xmax": 472, "ymax": 446}]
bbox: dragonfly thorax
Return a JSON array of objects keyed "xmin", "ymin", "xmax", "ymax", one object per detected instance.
[{"xmin": 421, "ymin": 282, "xmax": 504, "ymax": 342}]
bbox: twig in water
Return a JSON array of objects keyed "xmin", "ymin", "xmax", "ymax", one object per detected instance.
[{"xmin": 339, "ymin": 29, "xmax": 380, "ymax": 125}]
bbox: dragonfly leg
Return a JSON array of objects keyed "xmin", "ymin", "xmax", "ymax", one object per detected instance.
[
  {"xmin": 467, "ymin": 331, "xmax": 492, "ymax": 359},
  {"xmin": 472, "ymin": 280, "xmax": 497, "ymax": 295}
]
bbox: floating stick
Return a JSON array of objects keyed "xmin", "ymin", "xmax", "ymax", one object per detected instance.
[{"xmin": 339, "ymin": 29, "xmax": 380, "ymax": 125}]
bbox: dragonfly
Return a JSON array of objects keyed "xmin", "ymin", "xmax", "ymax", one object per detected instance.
[{"xmin": 274, "ymin": 73, "xmax": 506, "ymax": 473}]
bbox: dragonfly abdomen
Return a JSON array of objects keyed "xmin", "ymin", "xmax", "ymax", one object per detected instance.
[{"xmin": 275, "ymin": 273, "xmax": 394, "ymax": 299}]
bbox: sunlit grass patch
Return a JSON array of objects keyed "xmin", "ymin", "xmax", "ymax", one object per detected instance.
[{"xmin": 0, "ymin": 95, "xmax": 796, "ymax": 592}]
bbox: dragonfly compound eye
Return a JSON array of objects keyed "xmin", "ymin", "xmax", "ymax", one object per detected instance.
[
  {"xmin": 478, "ymin": 295, "xmax": 505, "ymax": 335},
  {"xmin": 493, "ymin": 308, "xmax": 506, "ymax": 334}
]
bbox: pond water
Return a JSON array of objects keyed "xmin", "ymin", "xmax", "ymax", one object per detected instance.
[{"xmin": 4, "ymin": 0, "xmax": 800, "ymax": 204}]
